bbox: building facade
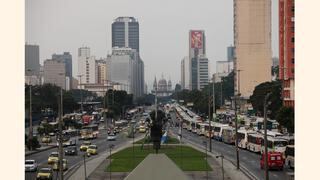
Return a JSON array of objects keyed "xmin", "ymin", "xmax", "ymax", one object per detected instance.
[
  {"xmin": 279, "ymin": 0, "xmax": 295, "ymax": 107},
  {"xmin": 25, "ymin": 44, "xmax": 40, "ymax": 76},
  {"xmin": 43, "ymin": 59, "xmax": 66, "ymax": 89},
  {"xmin": 227, "ymin": 45, "xmax": 235, "ymax": 61},
  {"xmin": 189, "ymin": 30, "xmax": 207, "ymax": 90},
  {"xmin": 112, "ymin": 17, "xmax": 139, "ymax": 52},
  {"xmin": 233, "ymin": 0, "xmax": 272, "ymax": 98},
  {"xmin": 108, "ymin": 47, "xmax": 144, "ymax": 98},
  {"xmin": 198, "ymin": 55, "xmax": 209, "ymax": 89},
  {"xmin": 180, "ymin": 56, "xmax": 190, "ymax": 90},
  {"xmin": 52, "ymin": 52, "xmax": 72, "ymax": 88},
  {"xmin": 96, "ymin": 58, "xmax": 108, "ymax": 84},
  {"xmin": 151, "ymin": 76, "xmax": 173, "ymax": 97},
  {"xmin": 78, "ymin": 47, "xmax": 96, "ymax": 84}
]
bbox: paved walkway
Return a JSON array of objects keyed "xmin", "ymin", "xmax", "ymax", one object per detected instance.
[{"xmin": 125, "ymin": 154, "xmax": 189, "ymax": 180}]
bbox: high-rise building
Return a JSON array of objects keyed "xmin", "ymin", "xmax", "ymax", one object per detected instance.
[
  {"xmin": 189, "ymin": 30, "xmax": 207, "ymax": 90},
  {"xmin": 43, "ymin": 59, "xmax": 66, "ymax": 89},
  {"xmin": 213, "ymin": 61, "xmax": 234, "ymax": 83},
  {"xmin": 279, "ymin": 0, "xmax": 294, "ymax": 107},
  {"xmin": 180, "ymin": 56, "xmax": 190, "ymax": 90},
  {"xmin": 108, "ymin": 47, "xmax": 144, "ymax": 98},
  {"xmin": 52, "ymin": 52, "xmax": 72, "ymax": 88},
  {"xmin": 112, "ymin": 17, "xmax": 139, "ymax": 52},
  {"xmin": 198, "ymin": 55, "xmax": 209, "ymax": 89},
  {"xmin": 25, "ymin": 44, "xmax": 40, "ymax": 76},
  {"xmin": 227, "ymin": 45, "xmax": 235, "ymax": 62},
  {"xmin": 78, "ymin": 47, "xmax": 96, "ymax": 84},
  {"xmin": 96, "ymin": 58, "xmax": 107, "ymax": 84},
  {"xmin": 233, "ymin": 0, "xmax": 272, "ymax": 98}
]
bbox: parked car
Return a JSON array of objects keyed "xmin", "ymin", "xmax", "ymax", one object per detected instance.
[
  {"xmin": 64, "ymin": 146, "xmax": 78, "ymax": 156},
  {"xmin": 25, "ymin": 159, "xmax": 38, "ymax": 172},
  {"xmin": 260, "ymin": 152, "xmax": 284, "ymax": 170}
]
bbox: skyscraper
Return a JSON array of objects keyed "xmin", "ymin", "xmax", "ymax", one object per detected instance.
[
  {"xmin": 234, "ymin": 0, "xmax": 272, "ymax": 98},
  {"xmin": 43, "ymin": 59, "xmax": 66, "ymax": 89},
  {"xmin": 198, "ymin": 55, "xmax": 209, "ymax": 90},
  {"xmin": 52, "ymin": 52, "xmax": 72, "ymax": 88},
  {"xmin": 227, "ymin": 45, "xmax": 235, "ymax": 62},
  {"xmin": 112, "ymin": 17, "xmax": 139, "ymax": 52},
  {"xmin": 180, "ymin": 56, "xmax": 189, "ymax": 90},
  {"xmin": 78, "ymin": 47, "xmax": 96, "ymax": 84},
  {"xmin": 25, "ymin": 44, "xmax": 40, "ymax": 76},
  {"xmin": 279, "ymin": 0, "xmax": 294, "ymax": 107},
  {"xmin": 189, "ymin": 30, "xmax": 208, "ymax": 90}
]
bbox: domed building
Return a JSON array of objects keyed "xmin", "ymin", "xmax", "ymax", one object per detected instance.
[{"xmin": 152, "ymin": 75, "xmax": 173, "ymax": 97}]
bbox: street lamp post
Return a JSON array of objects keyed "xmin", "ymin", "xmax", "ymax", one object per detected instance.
[
  {"xmin": 203, "ymin": 141, "xmax": 208, "ymax": 180},
  {"xmin": 216, "ymin": 154, "xmax": 225, "ymax": 180},
  {"xmin": 109, "ymin": 144, "xmax": 115, "ymax": 180},
  {"xmin": 77, "ymin": 75, "xmax": 84, "ymax": 114},
  {"xmin": 58, "ymin": 86, "xmax": 64, "ymax": 180},
  {"xmin": 27, "ymin": 69, "xmax": 33, "ymax": 151},
  {"xmin": 264, "ymin": 92, "xmax": 272, "ymax": 180},
  {"xmin": 234, "ymin": 69, "xmax": 241, "ymax": 170},
  {"xmin": 208, "ymin": 83, "xmax": 212, "ymax": 153},
  {"xmin": 83, "ymin": 153, "xmax": 87, "ymax": 180}
]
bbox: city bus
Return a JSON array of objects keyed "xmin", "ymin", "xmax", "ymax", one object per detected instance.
[
  {"xmin": 246, "ymin": 133, "xmax": 263, "ymax": 153},
  {"xmin": 237, "ymin": 129, "xmax": 256, "ymax": 149},
  {"xmin": 80, "ymin": 124, "xmax": 99, "ymax": 140},
  {"xmin": 196, "ymin": 122, "xmax": 207, "ymax": 136},
  {"xmin": 285, "ymin": 145, "xmax": 294, "ymax": 169},
  {"xmin": 222, "ymin": 127, "xmax": 235, "ymax": 144},
  {"xmin": 261, "ymin": 137, "xmax": 288, "ymax": 155},
  {"xmin": 213, "ymin": 123, "xmax": 229, "ymax": 141}
]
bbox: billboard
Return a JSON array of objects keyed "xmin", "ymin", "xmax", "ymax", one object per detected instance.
[{"xmin": 191, "ymin": 31, "xmax": 203, "ymax": 48}]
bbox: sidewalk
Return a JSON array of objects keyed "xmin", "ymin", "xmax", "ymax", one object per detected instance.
[
  {"xmin": 25, "ymin": 144, "xmax": 56, "ymax": 156},
  {"xmin": 67, "ymin": 134, "xmax": 145, "ymax": 180}
]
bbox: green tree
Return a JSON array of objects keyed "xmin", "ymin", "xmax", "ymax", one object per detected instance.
[
  {"xmin": 276, "ymin": 106, "xmax": 294, "ymax": 133},
  {"xmin": 25, "ymin": 135, "xmax": 41, "ymax": 150},
  {"xmin": 174, "ymin": 84, "xmax": 182, "ymax": 92},
  {"xmin": 249, "ymin": 80, "xmax": 282, "ymax": 119}
]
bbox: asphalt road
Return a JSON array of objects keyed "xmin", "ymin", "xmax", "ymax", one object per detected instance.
[
  {"xmin": 169, "ymin": 112, "xmax": 294, "ymax": 180},
  {"xmin": 25, "ymin": 118, "xmax": 143, "ymax": 180}
]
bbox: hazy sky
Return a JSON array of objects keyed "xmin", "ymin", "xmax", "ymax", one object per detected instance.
[{"xmin": 26, "ymin": 0, "xmax": 279, "ymax": 90}]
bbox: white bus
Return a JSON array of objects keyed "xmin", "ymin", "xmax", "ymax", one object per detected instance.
[
  {"xmin": 222, "ymin": 127, "xmax": 235, "ymax": 144},
  {"xmin": 237, "ymin": 129, "xmax": 256, "ymax": 149},
  {"xmin": 261, "ymin": 137, "xmax": 288, "ymax": 154},
  {"xmin": 213, "ymin": 123, "xmax": 229, "ymax": 141},
  {"xmin": 246, "ymin": 133, "xmax": 263, "ymax": 153},
  {"xmin": 196, "ymin": 122, "xmax": 207, "ymax": 136},
  {"xmin": 285, "ymin": 145, "xmax": 294, "ymax": 169}
]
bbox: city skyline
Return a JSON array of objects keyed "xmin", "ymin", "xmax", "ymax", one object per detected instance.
[{"xmin": 26, "ymin": 0, "xmax": 279, "ymax": 90}]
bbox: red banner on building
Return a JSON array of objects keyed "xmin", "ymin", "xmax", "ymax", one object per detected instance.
[{"xmin": 191, "ymin": 31, "xmax": 203, "ymax": 48}]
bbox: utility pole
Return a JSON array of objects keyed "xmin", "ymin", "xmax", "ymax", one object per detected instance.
[
  {"xmin": 29, "ymin": 83, "xmax": 33, "ymax": 151},
  {"xmin": 58, "ymin": 87, "xmax": 64, "ymax": 180},
  {"xmin": 208, "ymin": 82, "xmax": 212, "ymax": 152},
  {"xmin": 264, "ymin": 92, "xmax": 272, "ymax": 180},
  {"xmin": 77, "ymin": 75, "xmax": 83, "ymax": 114},
  {"xmin": 203, "ymin": 141, "xmax": 208, "ymax": 180},
  {"xmin": 220, "ymin": 79, "xmax": 223, "ymax": 107},
  {"xmin": 234, "ymin": 69, "xmax": 241, "ymax": 170},
  {"xmin": 83, "ymin": 154, "xmax": 87, "ymax": 180},
  {"xmin": 103, "ymin": 80, "xmax": 107, "ymax": 130}
]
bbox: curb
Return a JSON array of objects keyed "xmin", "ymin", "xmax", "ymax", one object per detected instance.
[
  {"xmin": 25, "ymin": 146, "xmax": 56, "ymax": 157},
  {"xmin": 182, "ymin": 136, "xmax": 258, "ymax": 180}
]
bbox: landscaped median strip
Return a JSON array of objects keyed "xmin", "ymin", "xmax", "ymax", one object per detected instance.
[{"xmin": 105, "ymin": 145, "xmax": 212, "ymax": 172}]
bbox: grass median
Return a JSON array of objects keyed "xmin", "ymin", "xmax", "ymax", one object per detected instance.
[
  {"xmin": 105, "ymin": 145, "xmax": 212, "ymax": 172},
  {"xmin": 134, "ymin": 135, "xmax": 180, "ymax": 144}
]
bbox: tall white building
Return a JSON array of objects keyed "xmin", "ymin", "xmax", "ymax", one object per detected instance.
[
  {"xmin": 108, "ymin": 47, "xmax": 144, "ymax": 98},
  {"xmin": 78, "ymin": 47, "xmax": 96, "ymax": 84},
  {"xmin": 234, "ymin": 0, "xmax": 272, "ymax": 98},
  {"xmin": 96, "ymin": 58, "xmax": 108, "ymax": 84},
  {"xmin": 180, "ymin": 56, "xmax": 190, "ymax": 90},
  {"xmin": 43, "ymin": 59, "xmax": 66, "ymax": 89},
  {"xmin": 198, "ymin": 55, "xmax": 209, "ymax": 89}
]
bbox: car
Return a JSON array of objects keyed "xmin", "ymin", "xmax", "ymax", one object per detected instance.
[
  {"xmin": 260, "ymin": 152, "xmax": 284, "ymax": 170},
  {"xmin": 36, "ymin": 167, "xmax": 53, "ymax": 180},
  {"xmin": 80, "ymin": 141, "xmax": 91, "ymax": 151},
  {"xmin": 86, "ymin": 145, "xmax": 98, "ymax": 155},
  {"xmin": 41, "ymin": 136, "xmax": 52, "ymax": 143},
  {"xmin": 47, "ymin": 152, "xmax": 59, "ymax": 164},
  {"xmin": 25, "ymin": 159, "xmax": 38, "ymax": 172},
  {"xmin": 107, "ymin": 133, "xmax": 116, "ymax": 141},
  {"xmin": 49, "ymin": 132, "xmax": 55, "ymax": 136},
  {"xmin": 64, "ymin": 146, "xmax": 78, "ymax": 156},
  {"xmin": 99, "ymin": 117, "xmax": 105, "ymax": 122},
  {"xmin": 52, "ymin": 159, "xmax": 68, "ymax": 171}
]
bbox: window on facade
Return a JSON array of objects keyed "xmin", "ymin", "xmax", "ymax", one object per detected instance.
[
  {"xmin": 291, "ymin": 48, "xmax": 295, "ymax": 53},
  {"xmin": 291, "ymin": 37, "xmax": 294, "ymax": 43},
  {"xmin": 292, "ymin": 58, "xmax": 294, "ymax": 64},
  {"xmin": 291, "ymin": 68, "xmax": 294, "ymax": 74},
  {"xmin": 291, "ymin": 6, "xmax": 294, "ymax": 13},
  {"xmin": 291, "ymin": 27, "xmax": 294, "ymax": 32}
]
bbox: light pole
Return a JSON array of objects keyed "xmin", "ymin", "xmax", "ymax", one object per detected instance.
[
  {"xmin": 208, "ymin": 82, "xmax": 212, "ymax": 153},
  {"xmin": 58, "ymin": 72, "xmax": 65, "ymax": 180},
  {"xmin": 109, "ymin": 144, "xmax": 115, "ymax": 180},
  {"xmin": 216, "ymin": 154, "xmax": 225, "ymax": 180},
  {"xmin": 234, "ymin": 69, "xmax": 241, "ymax": 170},
  {"xmin": 203, "ymin": 141, "xmax": 208, "ymax": 180},
  {"xmin": 27, "ymin": 69, "xmax": 33, "ymax": 151},
  {"xmin": 264, "ymin": 92, "xmax": 272, "ymax": 180},
  {"xmin": 83, "ymin": 153, "xmax": 87, "ymax": 180},
  {"xmin": 77, "ymin": 75, "xmax": 84, "ymax": 114}
]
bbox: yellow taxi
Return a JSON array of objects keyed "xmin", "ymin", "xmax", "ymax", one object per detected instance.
[
  {"xmin": 86, "ymin": 145, "xmax": 98, "ymax": 155},
  {"xmin": 36, "ymin": 167, "xmax": 53, "ymax": 180},
  {"xmin": 80, "ymin": 141, "xmax": 91, "ymax": 151},
  {"xmin": 52, "ymin": 159, "xmax": 68, "ymax": 171},
  {"xmin": 47, "ymin": 152, "xmax": 59, "ymax": 164}
]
